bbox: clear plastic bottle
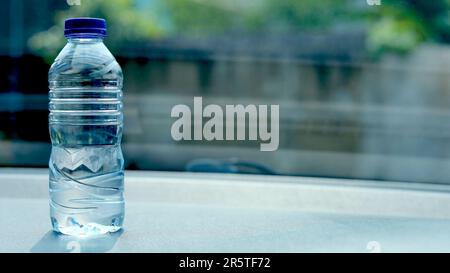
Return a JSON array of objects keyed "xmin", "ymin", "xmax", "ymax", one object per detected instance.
[{"xmin": 48, "ymin": 18, "xmax": 124, "ymax": 236}]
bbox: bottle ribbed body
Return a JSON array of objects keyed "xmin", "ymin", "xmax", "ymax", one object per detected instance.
[{"xmin": 48, "ymin": 38, "xmax": 124, "ymax": 236}]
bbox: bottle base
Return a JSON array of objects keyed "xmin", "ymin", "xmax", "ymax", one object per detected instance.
[{"xmin": 52, "ymin": 218, "xmax": 122, "ymax": 237}]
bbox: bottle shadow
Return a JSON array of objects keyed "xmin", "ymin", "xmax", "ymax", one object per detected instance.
[{"xmin": 30, "ymin": 230, "xmax": 123, "ymax": 253}]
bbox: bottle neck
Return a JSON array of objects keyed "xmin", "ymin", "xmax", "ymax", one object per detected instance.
[{"xmin": 67, "ymin": 36, "xmax": 104, "ymax": 44}]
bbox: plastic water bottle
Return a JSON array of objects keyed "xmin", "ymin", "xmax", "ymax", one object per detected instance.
[{"xmin": 48, "ymin": 18, "xmax": 124, "ymax": 236}]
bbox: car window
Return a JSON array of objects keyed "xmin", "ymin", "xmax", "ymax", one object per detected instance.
[{"xmin": 1, "ymin": 0, "xmax": 449, "ymax": 184}]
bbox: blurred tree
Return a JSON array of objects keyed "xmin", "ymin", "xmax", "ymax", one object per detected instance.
[
  {"xmin": 29, "ymin": 0, "xmax": 450, "ymax": 60},
  {"xmin": 164, "ymin": 0, "xmax": 353, "ymax": 35},
  {"xmin": 367, "ymin": 0, "xmax": 450, "ymax": 54},
  {"xmin": 164, "ymin": 0, "xmax": 243, "ymax": 35},
  {"xmin": 246, "ymin": 0, "xmax": 352, "ymax": 32},
  {"xmin": 28, "ymin": 0, "xmax": 163, "ymax": 62}
]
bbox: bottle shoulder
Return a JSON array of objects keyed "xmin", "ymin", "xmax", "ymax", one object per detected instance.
[{"xmin": 49, "ymin": 42, "xmax": 123, "ymax": 89}]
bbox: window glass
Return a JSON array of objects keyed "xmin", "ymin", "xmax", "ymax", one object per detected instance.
[{"xmin": 1, "ymin": 0, "xmax": 449, "ymax": 184}]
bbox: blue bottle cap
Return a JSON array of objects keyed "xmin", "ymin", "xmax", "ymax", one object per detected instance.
[{"xmin": 64, "ymin": 17, "xmax": 107, "ymax": 38}]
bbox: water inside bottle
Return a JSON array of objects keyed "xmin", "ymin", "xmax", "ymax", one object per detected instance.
[
  {"xmin": 48, "ymin": 23, "xmax": 125, "ymax": 236},
  {"xmin": 49, "ymin": 144, "xmax": 124, "ymax": 236}
]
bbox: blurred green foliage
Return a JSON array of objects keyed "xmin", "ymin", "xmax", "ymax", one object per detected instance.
[
  {"xmin": 247, "ymin": 0, "xmax": 352, "ymax": 32},
  {"xmin": 164, "ymin": 0, "xmax": 352, "ymax": 34},
  {"xmin": 164, "ymin": 0, "xmax": 241, "ymax": 35},
  {"xmin": 367, "ymin": 0, "xmax": 450, "ymax": 54},
  {"xmin": 28, "ymin": 0, "xmax": 450, "ymax": 60},
  {"xmin": 30, "ymin": 0, "xmax": 353, "ymax": 60},
  {"xmin": 28, "ymin": 0, "xmax": 163, "ymax": 62}
]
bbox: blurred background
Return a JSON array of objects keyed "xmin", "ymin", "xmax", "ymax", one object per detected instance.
[{"xmin": 2, "ymin": 0, "xmax": 450, "ymax": 183}]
